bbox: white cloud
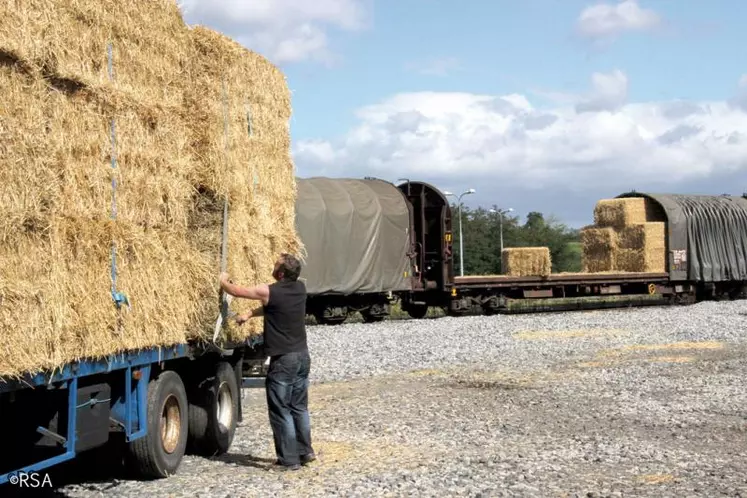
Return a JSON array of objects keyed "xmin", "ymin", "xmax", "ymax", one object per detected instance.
[
  {"xmin": 293, "ymin": 72, "xmax": 747, "ymax": 193},
  {"xmin": 732, "ymin": 74, "xmax": 747, "ymax": 112},
  {"xmin": 178, "ymin": 0, "xmax": 369, "ymax": 65},
  {"xmin": 576, "ymin": 0, "xmax": 661, "ymax": 41},
  {"xmin": 405, "ymin": 57, "xmax": 461, "ymax": 77},
  {"xmin": 575, "ymin": 69, "xmax": 628, "ymax": 113}
]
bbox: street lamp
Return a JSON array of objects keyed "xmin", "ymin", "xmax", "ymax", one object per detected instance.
[
  {"xmin": 443, "ymin": 188, "xmax": 475, "ymax": 276},
  {"xmin": 489, "ymin": 208, "xmax": 514, "ymax": 273}
]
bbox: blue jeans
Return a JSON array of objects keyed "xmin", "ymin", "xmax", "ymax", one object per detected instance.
[{"xmin": 265, "ymin": 350, "xmax": 314, "ymax": 466}]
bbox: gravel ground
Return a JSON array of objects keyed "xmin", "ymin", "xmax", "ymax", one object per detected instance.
[{"xmin": 10, "ymin": 300, "xmax": 747, "ymax": 497}]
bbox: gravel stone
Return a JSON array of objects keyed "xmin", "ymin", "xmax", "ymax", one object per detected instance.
[{"xmin": 9, "ymin": 300, "xmax": 747, "ymax": 497}]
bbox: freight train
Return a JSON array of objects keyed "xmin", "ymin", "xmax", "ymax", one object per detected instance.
[{"xmin": 295, "ymin": 177, "xmax": 747, "ymax": 324}]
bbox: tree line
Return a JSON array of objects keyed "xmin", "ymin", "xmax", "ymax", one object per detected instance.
[{"xmin": 449, "ymin": 204, "xmax": 582, "ymax": 276}]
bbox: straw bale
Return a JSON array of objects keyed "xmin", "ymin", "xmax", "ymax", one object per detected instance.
[
  {"xmin": 0, "ymin": 0, "xmax": 191, "ymax": 107},
  {"xmin": 502, "ymin": 247, "xmax": 552, "ymax": 277},
  {"xmin": 183, "ymin": 26, "xmax": 299, "ymax": 340},
  {"xmin": 593, "ymin": 198, "xmax": 651, "ymax": 228},
  {"xmin": 580, "ymin": 226, "xmax": 618, "ymax": 273},
  {"xmin": 614, "ymin": 222, "xmax": 666, "ymax": 272},
  {"xmin": 0, "ymin": 4, "xmax": 300, "ymax": 378},
  {"xmin": 614, "ymin": 248, "xmax": 666, "ymax": 273},
  {"xmin": 0, "ymin": 65, "xmax": 55, "ymax": 245},
  {"xmin": 618, "ymin": 222, "xmax": 666, "ymax": 249}
]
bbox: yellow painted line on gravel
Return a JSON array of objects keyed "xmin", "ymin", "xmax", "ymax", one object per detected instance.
[
  {"xmin": 408, "ymin": 368, "xmax": 450, "ymax": 377},
  {"xmin": 635, "ymin": 473, "xmax": 676, "ymax": 484},
  {"xmin": 513, "ymin": 328, "xmax": 629, "ymax": 340},
  {"xmin": 278, "ymin": 438, "xmax": 432, "ymax": 481},
  {"xmin": 577, "ymin": 341, "xmax": 724, "ymax": 369},
  {"xmin": 647, "ymin": 355, "xmax": 697, "ymax": 363},
  {"xmin": 578, "ymin": 356, "xmax": 697, "ymax": 368},
  {"xmin": 600, "ymin": 341, "xmax": 724, "ymax": 357}
]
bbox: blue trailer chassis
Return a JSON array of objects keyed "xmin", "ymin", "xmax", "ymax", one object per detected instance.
[{"xmin": 0, "ymin": 338, "xmax": 267, "ymax": 487}]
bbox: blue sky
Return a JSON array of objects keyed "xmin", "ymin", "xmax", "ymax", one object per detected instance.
[
  {"xmin": 181, "ymin": 0, "xmax": 747, "ymax": 228},
  {"xmin": 282, "ymin": 0, "xmax": 742, "ymax": 132}
]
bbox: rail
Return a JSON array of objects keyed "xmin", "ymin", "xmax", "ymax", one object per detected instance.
[{"xmin": 453, "ymin": 272, "xmax": 669, "ymax": 287}]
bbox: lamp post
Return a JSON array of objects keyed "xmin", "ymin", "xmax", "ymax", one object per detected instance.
[
  {"xmin": 489, "ymin": 207, "xmax": 513, "ymax": 273},
  {"xmin": 443, "ymin": 188, "xmax": 475, "ymax": 276}
]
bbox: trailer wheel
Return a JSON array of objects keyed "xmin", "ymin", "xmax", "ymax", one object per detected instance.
[
  {"xmin": 126, "ymin": 370, "xmax": 188, "ymax": 479},
  {"xmin": 188, "ymin": 361, "xmax": 238, "ymax": 457}
]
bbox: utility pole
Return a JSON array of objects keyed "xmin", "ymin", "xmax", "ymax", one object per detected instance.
[
  {"xmin": 490, "ymin": 207, "xmax": 513, "ymax": 274},
  {"xmin": 444, "ymin": 188, "xmax": 476, "ymax": 276}
]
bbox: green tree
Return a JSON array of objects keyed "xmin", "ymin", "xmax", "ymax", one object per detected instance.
[
  {"xmin": 518, "ymin": 212, "xmax": 581, "ymax": 273},
  {"xmin": 450, "ymin": 203, "xmax": 581, "ymax": 275}
]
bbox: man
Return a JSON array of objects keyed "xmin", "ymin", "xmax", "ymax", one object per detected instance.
[{"xmin": 219, "ymin": 253, "xmax": 315, "ymax": 471}]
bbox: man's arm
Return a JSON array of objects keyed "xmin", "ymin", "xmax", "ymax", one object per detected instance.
[
  {"xmin": 235, "ymin": 306, "xmax": 264, "ymax": 325},
  {"xmin": 220, "ymin": 273, "xmax": 270, "ymax": 305}
]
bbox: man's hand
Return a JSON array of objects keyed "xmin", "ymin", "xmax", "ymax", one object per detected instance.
[
  {"xmin": 219, "ymin": 272, "xmax": 231, "ymax": 288},
  {"xmin": 235, "ymin": 312, "xmax": 251, "ymax": 325},
  {"xmin": 220, "ymin": 272, "xmax": 239, "ymax": 296}
]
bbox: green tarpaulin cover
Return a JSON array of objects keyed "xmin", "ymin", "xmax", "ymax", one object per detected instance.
[{"xmin": 295, "ymin": 177, "xmax": 412, "ymax": 295}]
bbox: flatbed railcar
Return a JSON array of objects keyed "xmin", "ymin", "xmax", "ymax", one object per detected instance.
[
  {"xmin": 295, "ymin": 178, "xmax": 747, "ymax": 323},
  {"xmin": 0, "ymin": 337, "xmax": 270, "ymax": 488}
]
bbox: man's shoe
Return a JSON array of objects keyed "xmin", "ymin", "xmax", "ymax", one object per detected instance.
[
  {"xmin": 300, "ymin": 453, "xmax": 317, "ymax": 465},
  {"xmin": 269, "ymin": 462, "xmax": 301, "ymax": 471}
]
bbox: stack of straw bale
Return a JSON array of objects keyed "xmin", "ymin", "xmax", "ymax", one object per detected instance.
[
  {"xmin": 0, "ymin": 0, "xmax": 300, "ymax": 378},
  {"xmin": 581, "ymin": 198, "xmax": 666, "ymax": 274},
  {"xmin": 502, "ymin": 247, "xmax": 552, "ymax": 277}
]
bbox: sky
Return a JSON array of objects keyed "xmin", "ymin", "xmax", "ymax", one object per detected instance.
[{"xmin": 179, "ymin": 0, "xmax": 747, "ymax": 228}]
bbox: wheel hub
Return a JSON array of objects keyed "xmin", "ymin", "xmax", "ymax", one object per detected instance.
[
  {"xmin": 216, "ymin": 381, "xmax": 233, "ymax": 431},
  {"xmin": 160, "ymin": 394, "xmax": 181, "ymax": 454}
]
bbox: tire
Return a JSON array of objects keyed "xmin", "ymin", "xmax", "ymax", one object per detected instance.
[
  {"xmin": 187, "ymin": 361, "xmax": 239, "ymax": 457},
  {"xmin": 126, "ymin": 370, "xmax": 189, "ymax": 479}
]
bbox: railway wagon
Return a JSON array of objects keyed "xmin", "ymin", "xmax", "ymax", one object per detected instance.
[
  {"xmin": 617, "ymin": 192, "xmax": 747, "ymax": 299},
  {"xmin": 295, "ymin": 177, "xmax": 416, "ymax": 324},
  {"xmin": 296, "ymin": 177, "xmax": 747, "ymax": 323},
  {"xmin": 398, "ymin": 184, "xmax": 747, "ymax": 316}
]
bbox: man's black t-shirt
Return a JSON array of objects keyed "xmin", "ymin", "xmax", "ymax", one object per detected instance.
[{"xmin": 262, "ymin": 279, "xmax": 308, "ymax": 357}]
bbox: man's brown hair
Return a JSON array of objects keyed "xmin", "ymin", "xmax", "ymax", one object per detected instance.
[{"xmin": 279, "ymin": 253, "xmax": 302, "ymax": 281}]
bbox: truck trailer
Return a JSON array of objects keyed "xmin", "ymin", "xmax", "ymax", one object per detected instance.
[{"xmin": 0, "ymin": 336, "xmax": 270, "ymax": 486}]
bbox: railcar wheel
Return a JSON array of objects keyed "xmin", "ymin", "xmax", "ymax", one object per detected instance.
[
  {"xmin": 361, "ymin": 303, "xmax": 388, "ymax": 323},
  {"xmin": 727, "ymin": 284, "xmax": 747, "ymax": 300},
  {"xmin": 314, "ymin": 306, "xmax": 348, "ymax": 325},
  {"xmin": 361, "ymin": 311, "xmax": 384, "ymax": 323},
  {"xmin": 126, "ymin": 370, "xmax": 189, "ymax": 479},
  {"xmin": 405, "ymin": 304, "xmax": 428, "ymax": 320}
]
